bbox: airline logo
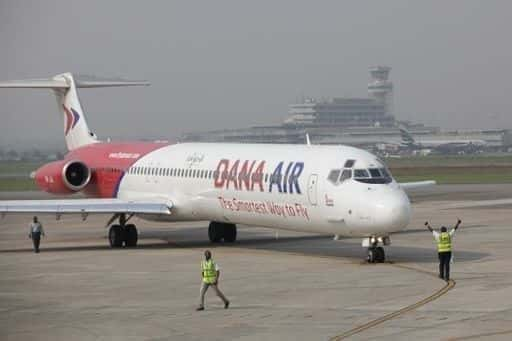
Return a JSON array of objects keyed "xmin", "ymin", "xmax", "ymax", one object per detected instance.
[
  {"xmin": 63, "ymin": 105, "xmax": 80, "ymax": 135},
  {"xmin": 214, "ymin": 159, "xmax": 304, "ymax": 194},
  {"xmin": 108, "ymin": 152, "xmax": 141, "ymax": 159}
]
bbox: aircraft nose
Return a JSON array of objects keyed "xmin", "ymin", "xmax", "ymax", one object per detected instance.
[{"xmin": 374, "ymin": 192, "xmax": 411, "ymax": 231}]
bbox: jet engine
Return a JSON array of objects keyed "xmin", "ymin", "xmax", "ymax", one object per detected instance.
[{"xmin": 34, "ymin": 160, "xmax": 92, "ymax": 194}]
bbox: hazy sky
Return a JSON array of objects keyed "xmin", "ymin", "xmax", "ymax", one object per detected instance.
[{"xmin": 1, "ymin": 1, "xmax": 511, "ymax": 149}]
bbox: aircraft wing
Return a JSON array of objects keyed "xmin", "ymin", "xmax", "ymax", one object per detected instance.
[
  {"xmin": 398, "ymin": 180, "xmax": 436, "ymax": 190},
  {"xmin": 443, "ymin": 198, "xmax": 512, "ymax": 210},
  {"xmin": 0, "ymin": 198, "xmax": 172, "ymax": 216}
]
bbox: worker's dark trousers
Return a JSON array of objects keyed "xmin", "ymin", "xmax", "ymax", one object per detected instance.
[
  {"xmin": 438, "ymin": 251, "xmax": 452, "ymax": 280},
  {"xmin": 31, "ymin": 232, "xmax": 41, "ymax": 253}
]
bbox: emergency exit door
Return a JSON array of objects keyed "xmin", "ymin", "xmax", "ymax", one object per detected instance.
[{"xmin": 307, "ymin": 174, "xmax": 318, "ymax": 206}]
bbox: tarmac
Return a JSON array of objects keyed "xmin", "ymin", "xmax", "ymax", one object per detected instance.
[{"xmin": 1, "ymin": 184, "xmax": 512, "ymax": 340}]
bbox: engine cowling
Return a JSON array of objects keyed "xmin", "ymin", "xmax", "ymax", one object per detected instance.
[{"xmin": 34, "ymin": 160, "xmax": 92, "ymax": 194}]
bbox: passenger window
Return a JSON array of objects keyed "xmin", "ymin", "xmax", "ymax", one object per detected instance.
[
  {"xmin": 344, "ymin": 159, "xmax": 355, "ymax": 168},
  {"xmin": 328, "ymin": 169, "xmax": 341, "ymax": 184},
  {"xmin": 339, "ymin": 169, "xmax": 352, "ymax": 182}
]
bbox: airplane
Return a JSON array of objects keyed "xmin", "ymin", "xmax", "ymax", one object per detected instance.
[
  {"xmin": 400, "ymin": 127, "xmax": 486, "ymax": 154},
  {"xmin": 0, "ymin": 73, "xmax": 435, "ymax": 263}
]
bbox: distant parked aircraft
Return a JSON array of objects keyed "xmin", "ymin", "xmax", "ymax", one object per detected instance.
[{"xmin": 400, "ymin": 128, "xmax": 486, "ymax": 154}]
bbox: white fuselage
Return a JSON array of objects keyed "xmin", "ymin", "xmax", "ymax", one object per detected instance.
[{"xmin": 117, "ymin": 143, "xmax": 411, "ymax": 237}]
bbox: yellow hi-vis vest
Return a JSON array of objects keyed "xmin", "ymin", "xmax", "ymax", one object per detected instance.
[
  {"xmin": 201, "ymin": 259, "xmax": 217, "ymax": 284},
  {"xmin": 437, "ymin": 232, "xmax": 452, "ymax": 253}
]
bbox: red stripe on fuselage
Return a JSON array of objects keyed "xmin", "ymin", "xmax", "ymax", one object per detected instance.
[{"xmin": 65, "ymin": 141, "xmax": 169, "ymax": 198}]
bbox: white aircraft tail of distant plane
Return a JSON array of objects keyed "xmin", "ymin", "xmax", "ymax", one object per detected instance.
[{"xmin": 0, "ymin": 73, "xmax": 435, "ymax": 262}]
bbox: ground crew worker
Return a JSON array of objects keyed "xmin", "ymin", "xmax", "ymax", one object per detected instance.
[
  {"xmin": 196, "ymin": 250, "xmax": 230, "ymax": 311},
  {"xmin": 29, "ymin": 216, "xmax": 45, "ymax": 253},
  {"xmin": 425, "ymin": 218, "xmax": 462, "ymax": 281}
]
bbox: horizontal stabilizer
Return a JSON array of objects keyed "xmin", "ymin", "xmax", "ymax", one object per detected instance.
[
  {"xmin": 0, "ymin": 77, "xmax": 149, "ymax": 89},
  {"xmin": 0, "ymin": 78, "xmax": 70, "ymax": 88}
]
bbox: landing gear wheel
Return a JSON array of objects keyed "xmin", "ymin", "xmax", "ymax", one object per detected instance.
[
  {"xmin": 223, "ymin": 224, "xmax": 237, "ymax": 243},
  {"xmin": 367, "ymin": 247, "xmax": 385, "ymax": 263},
  {"xmin": 125, "ymin": 224, "xmax": 138, "ymax": 247},
  {"xmin": 208, "ymin": 222, "xmax": 224, "ymax": 243},
  {"xmin": 375, "ymin": 247, "xmax": 385, "ymax": 263},
  {"xmin": 109, "ymin": 224, "xmax": 124, "ymax": 248},
  {"xmin": 367, "ymin": 248, "xmax": 376, "ymax": 263}
]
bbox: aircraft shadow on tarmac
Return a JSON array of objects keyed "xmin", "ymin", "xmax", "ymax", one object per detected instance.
[{"xmin": 0, "ymin": 225, "xmax": 488, "ymax": 264}]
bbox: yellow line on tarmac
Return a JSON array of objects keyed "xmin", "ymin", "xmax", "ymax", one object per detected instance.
[{"xmin": 330, "ymin": 263, "xmax": 456, "ymax": 340}]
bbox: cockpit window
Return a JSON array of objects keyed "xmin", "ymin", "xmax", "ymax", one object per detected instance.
[
  {"xmin": 380, "ymin": 168, "xmax": 391, "ymax": 178},
  {"xmin": 369, "ymin": 168, "xmax": 381, "ymax": 178},
  {"xmin": 344, "ymin": 159, "xmax": 355, "ymax": 168},
  {"xmin": 328, "ymin": 169, "xmax": 341, "ymax": 184},
  {"xmin": 354, "ymin": 167, "xmax": 392, "ymax": 184},
  {"xmin": 354, "ymin": 169, "xmax": 370, "ymax": 178},
  {"xmin": 339, "ymin": 169, "xmax": 352, "ymax": 182}
]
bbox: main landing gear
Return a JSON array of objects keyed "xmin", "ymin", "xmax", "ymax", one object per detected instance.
[
  {"xmin": 363, "ymin": 236, "xmax": 390, "ymax": 263},
  {"xmin": 108, "ymin": 213, "xmax": 138, "ymax": 248},
  {"xmin": 208, "ymin": 222, "xmax": 237, "ymax": 243}
]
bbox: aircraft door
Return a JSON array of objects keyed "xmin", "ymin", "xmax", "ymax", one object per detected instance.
[{"xmin": 307, "ymin": 174, "xmax": 318, "ymax": 206}]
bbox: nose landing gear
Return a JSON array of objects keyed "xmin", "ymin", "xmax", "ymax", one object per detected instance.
[
  {"xmin": 367, "ymin": 246, "xmax": 385, "ymax": 263},
  {"xmin": 363, "ymin": 236, "xmax": 390, "ymax": 263}
]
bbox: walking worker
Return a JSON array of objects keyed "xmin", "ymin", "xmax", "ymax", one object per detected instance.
[
  {"xmin": 197, "ymin": 250, "xmax": 230, "ymax": 311},
  {"xmin": 425, "ymin": 218, "xmax": 462, "ymax": 281},
  {"xmin": 29, "ymin": 216, "xmax": 45, "ymax": 253}
]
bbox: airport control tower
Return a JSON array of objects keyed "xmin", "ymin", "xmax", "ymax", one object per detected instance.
[{"xmin": 368, "ymin": 66, "xmax": 393, "ymax": 117}]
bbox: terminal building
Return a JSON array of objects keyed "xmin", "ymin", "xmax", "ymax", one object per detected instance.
[
  {"xmin": 285, "ymin": 66, "xmax": 394, "ymax": 128},
  {"xmin": 181, "ymin": 67, "xmax": 507, "ymax": 151}
]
